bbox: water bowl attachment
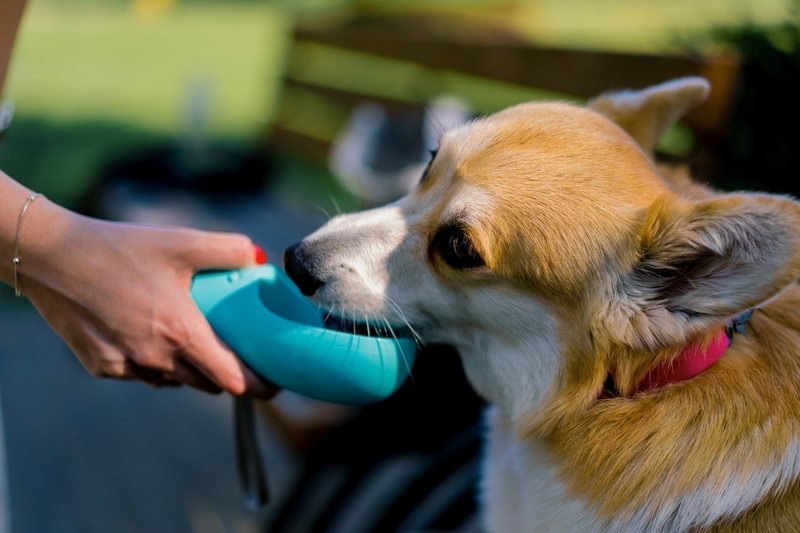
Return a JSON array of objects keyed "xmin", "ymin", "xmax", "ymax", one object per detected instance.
[{"xmin": 191, "ymin": 264, "xmax": 417, "ymax": 405}]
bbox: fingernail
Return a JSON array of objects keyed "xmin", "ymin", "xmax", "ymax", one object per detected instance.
[{"xmin": 253, "ymin": 244, "xmax": 267, "ymax": 265}]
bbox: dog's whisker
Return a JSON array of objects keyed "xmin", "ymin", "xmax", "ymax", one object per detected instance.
[
  {"xmin": 323, "ymin": 306, "xmax": 336, "ymax": 324},
  {"xmin": 387, "ymin": 297, "xmax": 425, "ymax": 347},
  {"xmin": 379, "ymin": 316, "xmax": 393, "ymax": 339},
  {"xmin": 382, "ymin": 316, "xmax": 415, "ymax": 385},
  {"xmin": 311, "ymin": 203, "xmax": 332, "ymax": 221},
  {"xmin": 330, "ymin": 195, "xmax": 342, "ymax": 217}
]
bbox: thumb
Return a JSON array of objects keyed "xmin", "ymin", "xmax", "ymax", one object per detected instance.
[{"xmin": 179, "ymin": 229, "xmax": 267, "ymax": 272}]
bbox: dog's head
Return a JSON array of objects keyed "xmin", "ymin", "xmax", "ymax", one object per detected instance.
[{"xmin": 284, "ymin": 77, "xmax": 800, "ymax": 430}]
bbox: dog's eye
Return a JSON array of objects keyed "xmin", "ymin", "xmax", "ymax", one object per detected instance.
[{"xmin": 434, "ymin": 226, "xmax": 484, "ymax": 269}]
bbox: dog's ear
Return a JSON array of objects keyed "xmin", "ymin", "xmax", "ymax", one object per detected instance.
[
  {"xmin": 588, "ymin": 77, "xmax": 710, "ymax": 155},
  {"xmin": 599, "ymin": 193, "xmax": 800, "ymax": 349}
]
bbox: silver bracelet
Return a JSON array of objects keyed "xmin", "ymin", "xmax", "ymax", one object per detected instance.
[{"xmin": 13, "ymin": 193, "xmax": 43, "ymax": 298}]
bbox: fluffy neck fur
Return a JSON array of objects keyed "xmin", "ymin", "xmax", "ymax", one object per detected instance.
[{"xmin": 479, "ymin": 286, "xmax": 800, "ymax": 532}]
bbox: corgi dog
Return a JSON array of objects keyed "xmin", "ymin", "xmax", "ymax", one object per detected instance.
[{"xmin": 283, "ymin": 77, "xmax": 800, "ymax": 532}]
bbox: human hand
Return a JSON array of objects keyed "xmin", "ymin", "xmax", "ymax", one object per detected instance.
[{"xmin": 18, "ymin": 198, "xmax": 278, "ymax": 399}]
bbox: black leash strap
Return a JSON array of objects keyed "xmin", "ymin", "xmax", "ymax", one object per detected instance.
[{"xmin": 234, "ymin": 397, "xmax": 269, "ymax": 510}]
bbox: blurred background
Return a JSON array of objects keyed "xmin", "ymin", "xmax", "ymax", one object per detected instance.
[{"xmin": 0, "ymin": 0, "xmax": 797, "ymax": 532}]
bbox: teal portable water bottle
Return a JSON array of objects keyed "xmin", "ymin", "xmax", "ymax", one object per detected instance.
[{"xmin": 190, "ymin": 264, "xmax": 417, "ymax": 405}]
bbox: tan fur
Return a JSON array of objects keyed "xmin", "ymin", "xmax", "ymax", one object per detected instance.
[
  {"xmin": 286, "ymin": 76, "xmax": 800, "ymax": 531},
  {"xmin": 540, "ymin": 301, "xmax": 800, "ymax": 523},
  {"xmin": 437, "ymin": 103, "xmax": 665, "ymax": 299}
]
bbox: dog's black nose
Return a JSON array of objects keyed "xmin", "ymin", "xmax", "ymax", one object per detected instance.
[{"xmin": 283, "ymin": 242, "xmax": 324, "ymax": 296}]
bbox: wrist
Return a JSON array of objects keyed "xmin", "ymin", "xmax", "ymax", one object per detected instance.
[
  {"xmin": 11, "ymin": 193, "xmax": 44, "ymax": 296},
  {"xmin": 0, "ymin": 175, "xmax": 36, "ymax": 287},
  {"xmin": 6, "ymin": 194, "xmax": 87, "ymax": 297}
]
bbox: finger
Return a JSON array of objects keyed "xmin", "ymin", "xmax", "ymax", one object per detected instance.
[
  {"xmin": 240, "ymin": 365, "xmax": 281, "ymax": 401},
  {"xmin": 170, "ymin": 358, "xmax": 223, "ymax": 395},
  {"xmin": 65, "ymin": 328, "xmax": 140, "ymax": 381},
  {"xmin": 182, "ymin": 311, "xmax": 279, "ymax": 399},
  {"xmin": 178, "ymin": 230, "xmax": 267, "ymax": 272},
  {"xmin": 125, "ymin": 360, "xmax": 181, "ymax": 388},
  {"xmin": 118, "ymin": 327, "xmax": 222, "ymax": 394}
]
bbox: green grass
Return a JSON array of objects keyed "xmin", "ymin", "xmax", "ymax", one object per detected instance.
[
  {"xmin": 1, "ymin": 0, "xmax": 294, "ymax": 209},
  {"xmin": 8, "ymin": 1, "xmax": 290, "ymax": 135}
]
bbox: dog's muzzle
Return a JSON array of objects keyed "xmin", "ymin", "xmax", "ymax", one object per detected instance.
[{"xmin": 283, "ymin": 242, "xmax": 324, "ymax": 296}]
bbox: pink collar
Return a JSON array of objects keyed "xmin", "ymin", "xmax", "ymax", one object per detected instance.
[
  {"xmin": 603, "ymin": 310, "xmax": 753, "ymax": 398},
  {"xmin": 630, "ymin": 328, "xmax": 729, "ymax": 394}
]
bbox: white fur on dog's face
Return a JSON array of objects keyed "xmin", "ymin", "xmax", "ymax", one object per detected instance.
[
  {"xmin": 291, "ymin": 101, "xmax": 667, "ymax": 417},
  {"xmin": 299, "ymin": 200, "xmax": 562, "ymax": 416}
]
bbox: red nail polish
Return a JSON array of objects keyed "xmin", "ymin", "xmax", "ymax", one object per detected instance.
[{"xmin": 253, "ymin": 244, "xmax": 267, "ymax": 265}]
